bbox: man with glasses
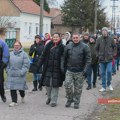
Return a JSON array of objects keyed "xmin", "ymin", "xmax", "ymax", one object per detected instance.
[{"xmin": 64, "ymin": 33, "xmax": 91, "ymax": 109}]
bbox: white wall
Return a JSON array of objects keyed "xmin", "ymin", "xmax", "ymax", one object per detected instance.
[{"xmin": 19, "ymin": 13, "xmax": 51, "ymax": 42}]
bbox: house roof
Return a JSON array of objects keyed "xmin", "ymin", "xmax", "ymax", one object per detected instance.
[
  {"xmin": 11, "ymin": 0, "xmax": 51, "ymax": 17},
  {"xmin": 49, "ymin": 8, "xmax": 61, "ymax": 17},
  {"xmin": 52, "ymin": 14, "xmax": 63, "ymax": 25}
]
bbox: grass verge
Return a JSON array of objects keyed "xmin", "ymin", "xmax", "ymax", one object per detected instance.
[{"xmin": 87, "ymin": 84, "xmax": 120, "ymax": 120}]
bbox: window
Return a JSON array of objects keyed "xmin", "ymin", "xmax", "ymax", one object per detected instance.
[
  {"xmin": 29, "ymin": 23, "xmax": 32, "ymax": 35},
  {"xmin": 24, "ymin": 22, "xmax": 27, "ymax": 33},
  {"xmin": 35, "ymin": 23, "xmax": 39, "ymax": 35},
  {"xmin": 36, "ymin": 26, "xmax": 38, "ymax": 34}
]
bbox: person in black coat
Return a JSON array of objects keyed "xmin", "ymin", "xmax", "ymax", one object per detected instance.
[
  {"xmin": 29, "ymin": 35, "xmax": 44, "ymax": 91},
  {"xmin": 37, "ymin": 33, "xmax": 65, "ymax": 107}
]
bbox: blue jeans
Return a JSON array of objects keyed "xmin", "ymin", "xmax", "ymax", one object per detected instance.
[
  {"xmin": 33, "ymin": 74, "xmax": 41, "ymax": 81},
  {"xmin": 87, "ymin": 64, "xmax": 98, "ymax": 86},
  {"xmin": 100, "ymin": 62, "xmax": 112, "ymax": 89}
]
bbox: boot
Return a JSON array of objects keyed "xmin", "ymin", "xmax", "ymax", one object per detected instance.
[
  {"xmin": 93, "ymin": 83, "xmax": 96, "ymax": 88},
  {"xmin": 65, "ymin": 100, "xmax": 73, "ymax": 107},
  {"xmin": 32, "ymin": 81, "xmax": 37, "ymax": 91},
  {"xmin": 46, "ymin": 98, "xmax": 51, "ymax": 105},
  {"xmin": 86, "ymin": 85, "xmax": 91, "ymax": 90},
  {"xmin": 74, "ymin": 103, "xmax": 79, "ymax": 109},
  {"xmin": 1, "ymin": 96, "xmax": 6, "ymax": 103},
  {"xmin": 38, "ymin": 80, "xmax": 42, "ymax": 91}
]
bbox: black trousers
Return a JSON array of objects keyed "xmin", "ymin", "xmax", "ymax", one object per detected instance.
[
  {"xmin": 10, "ymin": 90, "xmax": 25, "ymax": 103},
  {"xmin": 0, "ymin": 69, "xmax": 5, "ymax": 98}
]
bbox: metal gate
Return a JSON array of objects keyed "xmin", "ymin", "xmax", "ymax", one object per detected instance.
[{"xmin": 5, "ymin": 30, "xmax": 16, "ymax": 48}]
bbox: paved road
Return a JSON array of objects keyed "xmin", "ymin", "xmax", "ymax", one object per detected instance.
[{"xmin": 0, "ymin": 71, "xmax": 120, "ymax": 120}]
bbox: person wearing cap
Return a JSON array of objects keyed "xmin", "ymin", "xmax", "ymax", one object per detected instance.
[
  {"xmin": 95, "ymin": 27, "xmax": 116, "ymax": 92},
  {"xmin": 82, "ymin": 32, "xmax": 90, "ymax": 44},
  {"xmin": 29, "ymin": 35, "xmax": 44, "ymax": 91}
]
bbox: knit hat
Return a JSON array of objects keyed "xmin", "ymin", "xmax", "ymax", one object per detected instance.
[
  {"xmin": 102, "ymin": 27, "xmax": 108, "ymax": 32},
  {"xmin": 83, "ymin": 32, "xmax": 89, "ymax": 36}
]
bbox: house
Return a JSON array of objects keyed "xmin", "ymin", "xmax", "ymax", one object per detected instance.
[
  {"xmin": 0, "ymin": 0, "xmax": 52, "ymax": 47},
  {"xmin": 51, "ymin": 9, "xmax": 80, "ymax": 35}
]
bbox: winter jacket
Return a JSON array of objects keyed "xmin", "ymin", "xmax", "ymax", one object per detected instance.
[
  {"xmin": 88, "ymin": 43, "xmax": 98, "ymax": 64},
  {"xmin": 6, "ymin": 48, "xmax": 30, "ymax": 90},
  {"xmin": 37, "ymin": 40, "xmax": 65, "ymax": 87},
  {"xmin": 64, "ymin": 41, "xmax": 91, "ymax": 73},
  {"xmin": 29, "ymin": 42, "xmax": 44, "ymax": 73},
  {"xmin": 0, "ymin": 39, "xmax": 9, "ymax": 69},
  {"xmin": 95, "ymin": 35, "xmax": 115, "ymax": 63}
]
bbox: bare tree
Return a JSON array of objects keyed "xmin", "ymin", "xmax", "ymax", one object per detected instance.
[{"xmin": 0, "ymin": 16, "xmax": 16, "ymax": 28}]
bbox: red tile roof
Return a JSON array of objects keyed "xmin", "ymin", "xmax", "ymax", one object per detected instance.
[
  {"xmin": 49, "ymin": 8, "xmax": 61, "ymax": 17},
  {"xmin": 11, "ymin": 0, "xmax": 51, "ymax": 17}
]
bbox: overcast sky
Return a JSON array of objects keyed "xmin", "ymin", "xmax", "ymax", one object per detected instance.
[{"xmin": 102, "ymin": 0, "xmax": 120, "ymax": 19}]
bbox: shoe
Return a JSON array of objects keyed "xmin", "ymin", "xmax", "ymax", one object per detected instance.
[
  {"xmin": 65, "ymin": 100, "xmax": 72, "ymax": 107},
  {"xmin": 38, "ymin": 87, "xmax": 42, "ymax": 91},
  {"xmin": 32, "ymin": 88, "xmax": 37, "ymax": 91},
  {"xmin": 38, "ymin": 80, "xmax": 42, "ymax": 91},
  {"xmin": 93, "ymin": 84, "xmax": 96, "ymax": 88},
  {"xmin": 9, "ymin": 102, "xmax": 18, "ymax": 107},
  {"xmin": 86, "ymin": 86, "xmax": 91, "ymax": 90},
  {"xmin": 51, "ymin": 103, "xmax": 56, "ymax": 107},
  {"xmin": 99, "ymin": 88, "xmax": 106, "ymax": 92},
  {"xmin": 1, "ymin": 96, "xmax": 6, "ymax": 103},
  {"xmin": 32, "ymin": 81, "xmax": 38, "ymax": 91},
  {"xmin": 46, "ymin": 98, "xmax": 51, "ymax": 104},
  {"xmin": 21, "ymin": 97, "xmax": 25, "ymax": 103},
  {"xmin": 109, "ymin": 85, "xmax": 113, "ymax": 91},
  {"xmin": 74, "ymin": 103, "xmax": 79, "ymax": 109}
]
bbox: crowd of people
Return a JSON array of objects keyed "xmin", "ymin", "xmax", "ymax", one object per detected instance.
[{"xmin": 0, "ymin": 27, "xmax": 120, "ymax": 109}]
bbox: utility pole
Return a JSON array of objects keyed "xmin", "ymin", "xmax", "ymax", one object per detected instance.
[
  {"xmin": 39, "ymin": 0, "xmax": 44, "ymax": 34},
  {"xmin": 111, "ymin": 0, "xmax": 118, "ymax": 34},
  {"xmin": 94, "ymin": 0, "xmax": 97, "ymax": 34}
]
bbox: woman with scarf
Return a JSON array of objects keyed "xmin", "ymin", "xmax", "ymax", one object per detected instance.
[
  {"xmin": 37, "ymin": 33, "xmax": 65, "ymax": 107},
  {"xmin": 6, "ymin": 41, "xmax": 30, "ymax": 107},
  {"xmin": 44, "ymin": 33, "xmax": 51, "ymax": 45}
]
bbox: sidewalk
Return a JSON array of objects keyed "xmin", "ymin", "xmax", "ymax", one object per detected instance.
[{"xmin": 0, "ymin": 71, "xmax": 120, "ymax": 120}]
